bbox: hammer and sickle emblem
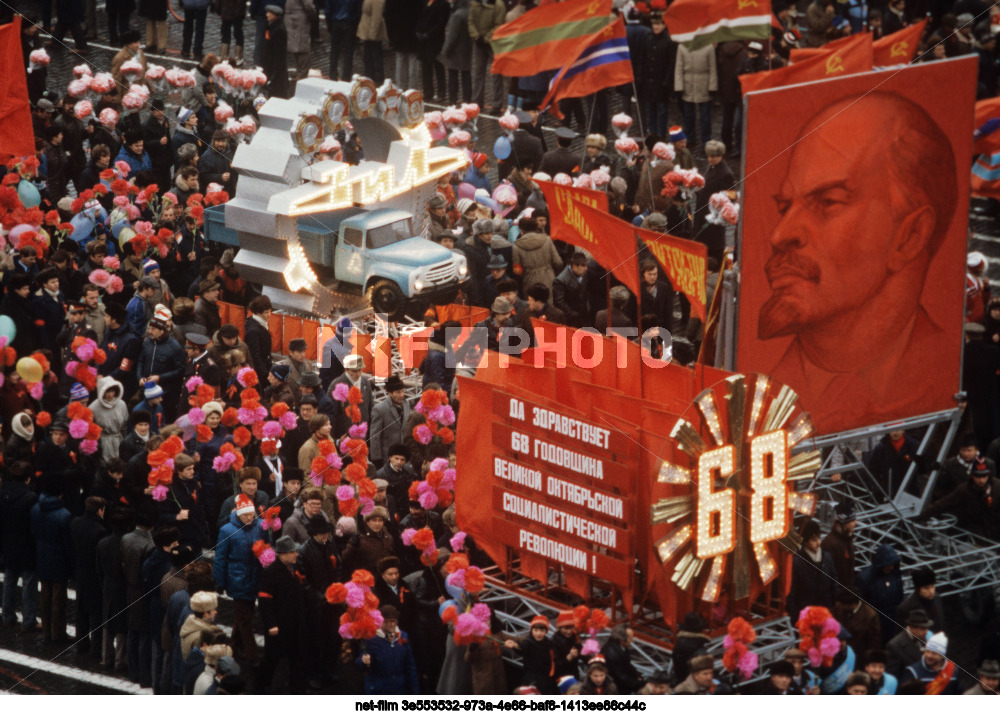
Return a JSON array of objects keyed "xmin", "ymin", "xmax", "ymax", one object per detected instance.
[
  {"xmin": 825, "ymin": 55, "xmax": 844, "ymax": 74},
  {"xmin": 737, "ymin": 0, "xmax": 758, "ymax": 8},
  {"xmin": 586, "ymin": 0, "xmax": 601, "ymax": 14},
  {"xmin": 890, "ymin": 40, "xmax": 908, "ymax": 57}
]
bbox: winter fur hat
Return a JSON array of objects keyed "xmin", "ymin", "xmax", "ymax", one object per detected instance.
[
  {"xmin": 189, "ymin": 591, "xmax": 218, "ymax": 614},
  {"xmin": 585, "ymin": 134, "xmax": 607, "ymax": 150}
]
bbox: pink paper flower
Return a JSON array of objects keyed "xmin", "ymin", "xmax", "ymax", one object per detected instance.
[
  {"xmin": 185, "ymin": 375, "xmax": 204, "ymax": 391},
  {"xmin": 152, "ymin": 485, "xmax": 169, "ymax": 501},
  {"xmin": 581, "ymin": 638, "xmax": 600, "ymax": 656},
  {"xmin": 345, "ymin": 583, "xmax": 365, "ymax": 609},
  {"xmin": 115, "ymin": 160, "xmax": 132, "ymax": 177},
  {"xmin": 325, "ymin": 453, "xmax": 343, "ymax": 469},
  {"xmin": 418, "ymin": 490, "xmax": 438, "ymax": 509},
  {"xmin": 102, "ymin": 255, "xmax": 121, "ymax": 270},
  {"xmin": 258, "ymin": 548, "xmax": 275, "ymax": 567},
  {"xmin": 359, "ymin": 497, "xmax": 374, "ymax": 516},
  {"xmin": 64, "ymin": 360, "xmax": 80, "ymax": 377},
  {"xmin": 338, "ymin": 623, "xmax": 353, "ymax": 639},
  {"xmin": 737, "ymin": 651, "xmax": 758, "ymax": 680},
  {"xmin": 370, "ymin": 609, "xmax": 384, "ymax": 629},
  {"xmin": 414, "ymin": 424, "xmax": 433, "ymax": 445},
  {"xmin": 470, "ymin": 603, "xmax": 490, "ymax": 622},
  {"xmin": 280, "ymin": 411, "xmax": 297, "ymax": 430},
  {"xmin": 81, "ymin": 438, "xmax": 98, "ymax": 455},
  {"xmin": 348, "ymin": 423, "xmax": 367, "ymax": 439},
  {"xmin": 336, "ymin": 485, "xmax": 355, "ymax": 501},
  {"xmin": 187, "ymin": 407, "xmax": 205, "ymax": 425},
  {"xmin": 108, "ymin": 276, "xmax": 124, "ymax": 294},
  {"xmin": 69, "ymin": 419, "xmax": 89, "ymax": 439},
  {"xmin": 429, "ymin": 458, "xmax": 449, "ymax": 472},
  {"xmin": 74, "ymin": 340, "xmax": 96, "ymax": 361},
  {"xmin": 446, "ymin": 570, "xmax": 466, "ymax": 590},
  {"xmin": 401, "ymin": 528, "xmax": 417, "ymax": 546},
  {"xmin": 332, "ymin": 382, "xmax": 350, "ymax": 402},
  {"xmin": 449, "ymin": 531, "xmax": 466, "ymax": 553},
  {"xmin": 440, "ymin": 468, "xmax": 456, "ymax": 490},
  {"xmin": 262, "ymin": 420, "xmax": 283, "ymax": 439}
]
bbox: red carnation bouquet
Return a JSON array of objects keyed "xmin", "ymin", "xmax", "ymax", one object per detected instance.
[
  {"xmin": 411, "ymin": 388, "xmax": 456, "ymax": 446},
  {"xmin": 796, "ymin": 607, "xmax": 841, "ymax": 668},
  {"xmin": 147, "ymin": 435, "xmax": 186, "ymax": 503},
  {"xmin": 401, "ymin": 526, "xmax": 438, "ymax": 567},
  {"xmin": 722, "ymin": 616, "xmax": 758, "ymax": 681},
  {"xmin": 329, "ymin": 377, "xmax": 377, "ymax": 519},
  {"xmin": 439, "ymin": 552, "xmax": 493, "ymax": 646},
  {"xmin": 325, "ymin": 569, "xmax": 383, "ymax": 643},
  {"xmin": 573, "ymin": 606, "xmax": 611, "ymax": 656}
]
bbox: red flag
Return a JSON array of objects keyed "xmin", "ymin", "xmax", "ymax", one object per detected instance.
[
  {"xmin": 664, "ymin": 0, "xmax": 773, "ymax": 49},
  {"xmin": 632, "ymin": 223, "xmax": 708, "ymax": 321},
  {"xmin": 540, "ymin": 17, "xmax": 632, "ymax": 112},
  {"xmin": 0, "ymin": 17, "xmax": 34, "ymax": 159},
  {"xmin": 873, "ymin": 19, "xmax": 927, "ymax": 66},
  {"xmin": 535, "ymin": 180, "xmax": 639, "ymax": 297},
  {"xmin": 788, "ymin": 33, "xmax": 858, "ymax": 63},
  {"xmin": 973, "ymin": 96, "xmax": 1000, "ymax": 155},
  {"xmin": 740, "ymin": 32, "xmax": 873, "ymax": 94}
]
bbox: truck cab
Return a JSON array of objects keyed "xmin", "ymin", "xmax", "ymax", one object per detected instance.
[{"xmin": 334, "ymin": 209, "xmax": 467, "ymax": 318}]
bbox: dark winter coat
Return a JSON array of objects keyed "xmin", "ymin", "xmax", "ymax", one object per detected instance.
[
  {"xmin": 516, "ymin": 636, "xmax": 557, "ymax": 694},
  {"xmin": 0, "ymin": 480, "xmax": 39, "ymax": 572},
  {"xmin": 856, "ymin": 544, "xmax": 904, "ymax": 644},
  {"xmin": 920, "ymin": 475, "xmax": 1000, "ymax": 541},
  {"xmin": 358, "ymin": 630, "xmax": 419, "ymax": 694},
  {"xmin": 142, "ymin": 548, "xmax": 174, "ymax": 640},
  {"xmin": 415, "ymin": 0, "xmax": 449, "ymax": 63},
  {"xmin": 214, "ymin": 511, "xmax": 266, "ymax": 601},
  {"xmin": 601, "ymin": 638, "xmax": 643, "ymax": 694},
  {"xmin": 716, "ymin": 41, "xmax": 746, "ymax": 105},
  {"xmin": 343, "ymin": 528, "xmax": 394, "ymax": 574},
  {"xmin": 138, "ymin": 334, "xmax": 186, "ymax": 395},
  {"xmin": 97, "ymin": 530, "xmax": 129, "ymax": 633},
  {"xmin": 244, "ymin": 316, "xmax": 273, "ymax": 385},
  {"xmin": 637, "ymin": 30, "xmax": 675, "ymax": 104},
  {"xmin": 121, "ymin": 528, "xmax": 155, "ymax": 631},
  {"xmin": 261, "ymin": 18, "xmax": 290, "ymax": 98},
  {"xmin": 885, "ymin": 628, "xmax": 924, "ymax": 680},
  {"xmin": 384, "ymin": 0, "xmax": 422, "ymax": 52},
  {"xmin": 896, "ymin": 591, "xmax": 947, "ymax": 637},
  {"xmin": 671, "ymin": 631, "xmax": 710, "ymax": 683},
  {"xmin": 867, "ymin": 433, "xmax": 928, "ymax": 497},
  {"xmin": 139, "ymin": 0, "xmax": 169, "ymax": 21},
  {"xmin": 821, "ymin": 528, "xmax": 855, "ymax": 591},
  {"xmin": 158, "ymin": 478, "xmax": 208, "ymax": 552},
  {"xmin": 30, "ymin": 494, "xmax": 74, "ymax": 582},
  {"xmin": 551, "ymin": 630, "xmax": 580, "ymax": 679},
  {"xmin": 786, "ymin": 546, "xmax": 837, "ymax": 617},
  {"xmin": 70, "ymin": 512, "xmax": 109, "ymax": 609},
  {"xmin": 298, "ymin": 535, "xmax": 341, "ymax": 592},
  {"xmin": 257, "ymin": 558, "xmax": 309, "ymax": 657},
  {"xmin": 551, "ymin": 265, "xmax": 589, "ymax": 328},
  {"xmin": 438, "ymin": 0, "xmax": 471, "ymax": 71},
  {"xmin": 372, "ymin": 578, "xmax": 414, "ymax": 633},
  {"xmin": 31, "ymin": 289, "xmax": 66, "ymax": 352}
]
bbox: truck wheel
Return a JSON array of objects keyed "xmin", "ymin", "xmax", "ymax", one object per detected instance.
[{"xmin": 366, "ymin": 280, "xmax": 406, "ymax": 320}]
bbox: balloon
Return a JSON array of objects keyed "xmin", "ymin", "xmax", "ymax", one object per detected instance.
[
  {"xmin": 70, "ymin": 214, "xmax": 96, "ymax": 242},
  {"xmin": 17, "ymin": 180, "xmax": 40, "ymax": 208},
  {"xmin": 445, "ymin": 580, "xmax": 464, "ymax": 600},
  {"xmin": 16, "ymin": 357, "xmax": 43, "ymax": 383},
  {"xmin": 8, "ymin": 224, "xmax": 35, "ymax": 247},
  {"xmin": 456, "ymin": 182, "xmax": 477, "ymax": 200},
  {"xmin": 118, "ymin": 226, "xmax": 136, "ymax": 250},
  {"xmin": 111, "ymin": 218, "xmax": 131, "ymax": 239},
  {"xmin": 35, "ymin": 227, "xmax": 50, "ymax": 249},
  {"xmin": 0, "ymin": 315, "xmax": 16, "ymax": 344},
  {"xmin": 438, "ymin": 599, "xmax": 458, "ymax": 619},
  {"xmin": 493, "ymin": 136, "xmax": 511, "ymax": 161}
]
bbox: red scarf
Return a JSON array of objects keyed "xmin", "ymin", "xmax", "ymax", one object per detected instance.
[{"xmin": 925, "ymin": 660, "xmax": 956, "ymax": 694}]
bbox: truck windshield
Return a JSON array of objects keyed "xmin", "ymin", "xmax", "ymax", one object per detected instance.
[{"xmin": 367, "ymin": 219, "xmax": 413, "ymax": 249}]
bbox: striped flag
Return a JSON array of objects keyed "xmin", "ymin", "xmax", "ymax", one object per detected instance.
[
  {"xmin": 539, "ymin": 17, "xmax": 633, "ymax": 111},
  {"xmin": 664, "ymin": 0, "xmax": 773, "ymax": 50},
  {"xmin": 490, "ymin": 0, "xmax": 614, "ymax": 77},
  {"xmin": 974, "ymin": 96, "xmax": 1000, "ymax": 155}
]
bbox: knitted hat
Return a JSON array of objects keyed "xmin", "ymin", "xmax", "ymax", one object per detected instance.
[
  {"xmin": 472, "ymin": 152, "xmax": 488, "ymax": 169},
  {"xmin": 70, "ymin": 382, "xmax": 90, "ymax": 402},
  {"xmin": 669, "ymin": 126, "xmax": 686, "ymax": 142},
  {"xmin": 177, "ymin": 107, "xmax": 194, "ymax": 125},
  {"xmin": 457, "ymin": 198, "xmax": 475, "ymax": 216},
  {"xmin": 144, "ymin": 381, "xmax": 164, "ymax": 400},
  {"xmin": 143, "ymin": 258, "xmax": 160, "ymax": 275},
  {"xmin": 925, "ymin": 632, "xmax": 948, "ymax": 656},
  {"xmin": 586, "ymin": 654, "xmax": 608, "ymax": 673},
  {"xmin": 556, "ymin": 611, "xmax": 575, "ymax": 628},
  {"xmin": 529, "ymin": 615, "xmax": 549, "ymax": 630},
  {"xmin": 189, "ymin": 591, "xmax": 218, "ymax": 613},
  {"xmin": 557, "ymin": 676, "xmax": 578, "ymax": 694},
  {"xmin": 235, "ymin": 494, "xmax": 255, "ymax": 516},
  {"xmin": 150, "ymin": 304, "xmax": 172, "ymax": 330},
  {"xmin": 270, "ymin": 363, "xmax": 290, "ymax": 381},
  {"xmin": 972, "ymin": 456, "xmax": 992, "ymax": 477}
]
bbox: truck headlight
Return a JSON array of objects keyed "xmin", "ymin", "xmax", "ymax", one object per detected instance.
[
  {"xmin": 458, "ymin": 264, "xmax": 468, "ymax": 277},
  {"xmin": 414, "ymin": 279, "xmax": 425, "ymax": 292}
]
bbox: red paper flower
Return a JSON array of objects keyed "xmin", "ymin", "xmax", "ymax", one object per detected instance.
[{"xmin": 36, "ymin": 411, "xmax": 52, "ymax": 428}]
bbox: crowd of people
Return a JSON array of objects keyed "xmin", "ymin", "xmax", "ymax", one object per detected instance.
[{"xmin": 2, "ymin": 0, "xmax": 1000, "ymax": 699}]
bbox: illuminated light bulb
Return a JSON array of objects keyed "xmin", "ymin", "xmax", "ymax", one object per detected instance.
[
  {"xmin": 787, "ymin": 491, "xmax": 817, "ymax": 515},
  {"xmin": 753, "ymin": 541, "xmax": 778, "ymax": 585},
  {"xmin": 695, "ymin": 390, "xmax": 725, "ymax": 446},
  {"xmin": 700, "ymin": 555, "xmax": 725, "ymax": 602},
  {"xmin": 747, "ymin": 375, "xmax": 770, "ymax": 437},
  {"xmin": 658, "ymin": 461, "xmax": 692, "ymax": 485},
  {"xmin": 749, "ymin": 431, "xmax": 789, "ymax": 543},
  {"xmin": 695, "ymin": 446, "xmax": 736, "ymax": 560},
  {"xmin": 655, "ymin": 525, "xmax": 692, "ymax": 563},
  {"xmin": 787, "ymin": 412, "xmax": 814, "ymax": 447},
  {"xmin": 283, "ymin": 242, "xmax": 317, "ymax": 292}
]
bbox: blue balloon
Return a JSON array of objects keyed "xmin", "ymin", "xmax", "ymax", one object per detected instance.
[
  {"xmin": 70, "ymin": 213, "xmax": 96, "ymax": 243},
  {"xmin": 445, "ymin": 580, "xmax": 465, "ymax": 600},
  {"xmin": 493, "ymin": 136, "xmax": 511, "ymax": 161},
  {"xmin": 0, "ymin": 315, "xmax": 16, "ymax": 344},
  {"xmin": 17, "ymin": 180, "xmax": 40, "ymax": 208},
  {"xmin": 438, "ymin": 599, "xmax": 458, "ymax": 619},
  {"xmin": 111, "ymin": 218, "xmax": 131, "ymax": 239}
]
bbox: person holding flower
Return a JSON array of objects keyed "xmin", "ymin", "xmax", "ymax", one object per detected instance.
[
  {"xmin": 504, "ymin": 615, "xmax": 558, "ymax": 694},
  {"xmin": 257, "ymin": 536, "xmax": 309, "ymax": 693},
  {"xmin": 343, "ymin": 506, "xmax": 395, "ymax": 574},
  {"xmin": 358, "ymin": 605, "xmax": 419, "ymax": 695},
  {"xmin": 214, "ymin": 493, "xmax": 266, "ymax": 667},
  {"xmin": 157, "ymin": 451, "xmax": 208, "ymax": 555}
]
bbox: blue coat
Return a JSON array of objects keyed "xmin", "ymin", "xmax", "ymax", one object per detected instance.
[
  {"xmin": 114, "ymin": 145, "xmax": 153, "ymax": 176},
  {"xmin": 31, "ymin": 289, "xmax": 66, "ymax": 351},
  {"xmin": 856, "ymin": 544, "xmax": 904, "ymax": 644},
  {"xmin": 213, "ymin": 512, "xmax": 266, "ymax": 602},
  {"xmin": 30, "ymin": 494, "xmax": 74, "ymax": 582},
  {"xmin": 357, "ymin": 630, "xmax": 419, "ymax": 695},
  {"xmin": 126, "ymin": 294, "xmax": 151, "ymax": 336},
  {"xmin": 100, "ymin": 322, "xmax": 141, "ymax": 398}
]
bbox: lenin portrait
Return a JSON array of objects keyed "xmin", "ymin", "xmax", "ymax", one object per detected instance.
[{"xmin": 737, "ymin": 59, "xmax": 976, "ymax": 435}]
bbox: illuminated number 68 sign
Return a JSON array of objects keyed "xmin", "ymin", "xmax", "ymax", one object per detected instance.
[{"xmin": 695, "ymin": 430, "xmax": 789, "ymax": 560}]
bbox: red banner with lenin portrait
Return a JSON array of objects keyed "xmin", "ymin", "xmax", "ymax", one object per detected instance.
[{"xmin": 736, "ymin": 57, "xmax": 976, "ymax": 436}]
